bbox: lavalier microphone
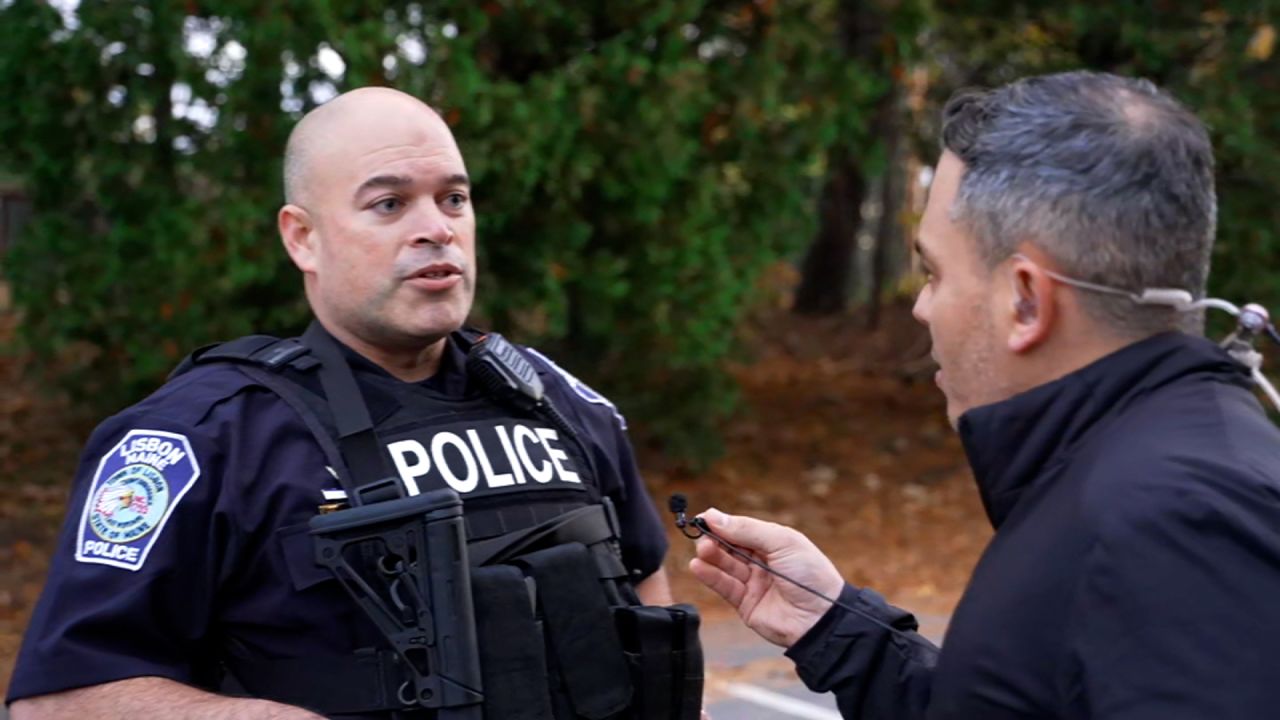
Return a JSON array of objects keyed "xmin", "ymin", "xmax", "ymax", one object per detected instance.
[{"xmin": 669, "ymin": 493, "xmax": 922, "ymax": 639}]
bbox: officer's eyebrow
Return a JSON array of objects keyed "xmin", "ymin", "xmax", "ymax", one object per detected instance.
[
  {"xmin": 354, "ymin": 172, "xmax": 470, "ymax": 199},
  {"xmin": 355, "ymin": 174, "xmax": 413, "ymax": 198}
]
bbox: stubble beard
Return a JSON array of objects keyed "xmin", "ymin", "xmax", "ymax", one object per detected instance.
[{"xmin": 368, "ymin": 277, "xmax": 475, "ymax": 348}]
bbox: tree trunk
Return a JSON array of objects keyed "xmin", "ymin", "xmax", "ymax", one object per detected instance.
[
  {"xmin": 792, "ymin": 0, "xmax": 885, "ymax": 316},
  {"xmin": 793, "ymin": 149, "xmax": 867, "ymax": 315},
  {"xmin": 868, "ymin": 90, "xmax": 902, "ymax": 331}
]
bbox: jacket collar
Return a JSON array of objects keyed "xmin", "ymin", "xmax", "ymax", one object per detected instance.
[{"xmin": 957, "ymin": 332, "xmax": 1249, "ymax": 528}]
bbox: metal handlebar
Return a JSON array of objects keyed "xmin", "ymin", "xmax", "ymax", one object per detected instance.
[{"xmin": 1206, "ymin": 299, "xmax": 1280, "ymax": 414}]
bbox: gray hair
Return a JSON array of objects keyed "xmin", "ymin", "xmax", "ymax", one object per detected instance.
[{"xmin": 940, "ymin": 70, "xmax": 1217, "ymax": 337}]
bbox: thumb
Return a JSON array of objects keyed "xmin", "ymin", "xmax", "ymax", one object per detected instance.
[{"xmin": 699, "ymin": 509, "xmax": 796, "ymax": 556}]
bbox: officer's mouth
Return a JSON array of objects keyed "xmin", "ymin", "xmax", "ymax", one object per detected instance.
[{"xmin": 405, "ymin": 263, "xmax": 463, "ymax": 292}]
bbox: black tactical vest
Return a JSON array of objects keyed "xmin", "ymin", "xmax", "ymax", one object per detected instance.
[
  {"xmin": 291, "ymin": 344, "xmax": 603, "ymax": 543},
  {"xmin": 172, "ymin": 324, "xmax": 703, "ymax": 720}
]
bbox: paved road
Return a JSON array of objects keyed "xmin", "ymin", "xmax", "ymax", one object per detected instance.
[{"xmin": 703, "ymin": 613, "xmax": 950, "ymax": 719}]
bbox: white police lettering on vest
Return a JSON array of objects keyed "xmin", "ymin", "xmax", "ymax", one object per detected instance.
[{"xmin": 386, "ymin": 421, "xmax": 583, "ymax": 496}]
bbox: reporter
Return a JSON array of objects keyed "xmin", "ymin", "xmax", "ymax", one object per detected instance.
[{"xmin": 691, "ymin": 70, "xmax": 1280, "ymax": 720}]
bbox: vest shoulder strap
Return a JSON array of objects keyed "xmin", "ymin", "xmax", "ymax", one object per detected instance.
[
  {"xmin": 169, "ymin": 334, "xmax": 318, "ymax": 380},
  {"xmin": 167, "ymin": 334, "xmax": 365, "ymax": 500},
  {"xmin": 235, "ymin": 364, "xmax": 355, "ymax": 498}
]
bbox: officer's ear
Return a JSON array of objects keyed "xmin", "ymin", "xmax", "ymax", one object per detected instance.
[
  {"xmin": 279, "ymin": 204, "xmax": 319, "ymax": 273},
  {"xmin": 1007, "ymin": 253, "xmax": 1056, "ymax": 354}
]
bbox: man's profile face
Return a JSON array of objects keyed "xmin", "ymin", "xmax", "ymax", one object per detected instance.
[
  {"xmin": 302, "ymin": 101, "xmax": 477, "ymax": 349},
  {"xmin": 912, "ymin": 151, "xmax": 1015, "ymax": 427}
]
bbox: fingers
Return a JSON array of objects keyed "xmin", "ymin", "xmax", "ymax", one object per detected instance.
[
  {"xmin": 694, "ymin": 536, "xmax": 753, "ymax": 585},
  {"xmin": 698, "ymin": 508, "xmax": 805, "ymax": 557},
  {"xmin": 689, "ymin": 557, "xmax": 746, "ymax": 609},
  {"xmin": 694, "ymin": 509, "xmax": 845, "ymax": 605}
]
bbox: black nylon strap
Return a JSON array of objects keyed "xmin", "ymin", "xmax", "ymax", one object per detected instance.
[
  {"xmin": 619, "ymin": 607, "xmax": 674, "ymax": 720},
  {"xmin": 225, "ymin": 648, "xmax": 409, "ymax": 715},
  {"xmin": 169, "ymin": 335, "xmax": 318, "ymax": 380},
  {"xmin": 201, "ymin": 335, "xmax": 314, "ymax": 370},
  {"xmin": 672, "ymin": 605, "xmax": 705, "ymax": 720},
  {"xmin": 613, "ymin": 605, "xmax": 705, "ymax": 720},
  {"xmin": 473, "ymin": 565, "xmax": 556, "ymax": 720},
  {"xmin": 197, "ymin": 335, "xmax": 278, "ymax": 362},
  {"xmin": 469, "ymin": 504, "xmax": 622, "ymax": 570},
  {"xmin": 238, "ymin": 365, "xmax": 359, "ymax": 501},
  {"xmin": 301, "ymin": 322, "xmax": 401, "ymax": 504},
  {"xmin": 514, "ymin": 543, "xmax": 632, "ymax": 720}
]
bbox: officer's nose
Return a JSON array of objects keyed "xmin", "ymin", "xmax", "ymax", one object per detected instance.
[{"xmin": 413, "ymin": 222, "xmax": 455, "ymax": 246}]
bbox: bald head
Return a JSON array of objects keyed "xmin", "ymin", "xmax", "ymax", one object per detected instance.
[
  {"xmin": 276, "ymin": 85, "xmax": 476, "ymax": 375},
  {"xmin": 282, "ymin": 87, "xmax": 445, "ymax": 207}
]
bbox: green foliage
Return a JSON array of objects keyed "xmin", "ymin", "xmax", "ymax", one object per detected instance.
[
  {"xmin": 0, "ymin": 1, "xmax": 881, "ymax": 458},
  {"xmin": 925, "ymin": 0, "xmax": 1280, "ymax": 313},
  {"xmin": 24, "ymin": 0, "xmax": 1275, "ymax": 460}
]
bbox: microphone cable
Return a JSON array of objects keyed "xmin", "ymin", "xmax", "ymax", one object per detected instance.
[{"xmin": 669, "ymin": 493, "xmax": 921, "ymax": 640}]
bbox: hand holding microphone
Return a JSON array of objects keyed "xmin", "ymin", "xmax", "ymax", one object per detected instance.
[{"xmin": 674, "ymin": 497, "xmax": 845, "ymax": 648}]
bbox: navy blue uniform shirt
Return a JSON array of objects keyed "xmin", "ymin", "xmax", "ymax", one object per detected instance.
[{"xmin": 7, "ymin": 334, "xmax": 668, "ymax": 703}]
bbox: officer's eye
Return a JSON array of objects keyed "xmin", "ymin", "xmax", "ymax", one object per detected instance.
[
  {"xmin": 443, "ymin": 192, "xmax": 468, "ymax": 212},
  {"xmin": 371, "ymin": 196, "xmax": 404, "ymax": 215}
]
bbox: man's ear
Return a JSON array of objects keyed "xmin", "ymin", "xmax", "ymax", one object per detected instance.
[
  {"xmin": 279, "ymin": 204, "xmax": 318, "ymax": 273},
  {"xmin": 1008, "ymin": 255, "xmax": 1056, "ymax": 354}
]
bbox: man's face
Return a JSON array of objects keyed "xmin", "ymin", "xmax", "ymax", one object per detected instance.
[
  {"xmin": 913, "ymin": 152, "xmax": 1017, "ymax": 427},
  {"xmin": 299, "ymin": 108, "xmax": 476, "ymax": 349}
]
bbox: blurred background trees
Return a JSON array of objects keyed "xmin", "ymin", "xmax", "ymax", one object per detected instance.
[{"xmin": 1, "ymin": 0, "xmax": 1277, "ymax": 461}]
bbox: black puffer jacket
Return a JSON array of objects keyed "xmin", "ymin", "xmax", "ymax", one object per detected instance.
[{"xmin": 786, "ymin": 332, "xmax": 1280, "ymax": 719}]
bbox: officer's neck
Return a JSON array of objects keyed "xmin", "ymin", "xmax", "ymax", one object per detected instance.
[{"xmin": 324, "ymin": 322, "xmax": 447, "ymax": 383}]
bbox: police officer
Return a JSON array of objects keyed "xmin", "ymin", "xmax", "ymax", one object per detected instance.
[{"xmin": 7, "ymin": 87, "xmax": 677, "ymax": 719}]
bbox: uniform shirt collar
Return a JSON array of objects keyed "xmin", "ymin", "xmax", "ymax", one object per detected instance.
[
  {"xmin": 302, "ymin": 324, "xmax": 472, "ymax": 430},
  {"xmin": 311, "ymin": 323, "xmax": 470, "ymax": 397},
  {"xmin": 957, "ymin": 331, "xmax": 1250, "ymax": 529}
]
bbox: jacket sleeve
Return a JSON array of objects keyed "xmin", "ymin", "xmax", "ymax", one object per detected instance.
[
  {"xmin": 785, "ymin": 584, "xmax": 940, "ymax": 719},
  {"xmin": 1069, "ymin": 467, "xmax": 1280, "ymax": 719}
]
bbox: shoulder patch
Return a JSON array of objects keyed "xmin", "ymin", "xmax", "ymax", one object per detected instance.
[
  {"xmin": 75, "ymin": 429, "xmax": 201, "ymax": 571},
  {"xmin": 523, "ymin": 347, "xmax": 628, "ymax": 430}
]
